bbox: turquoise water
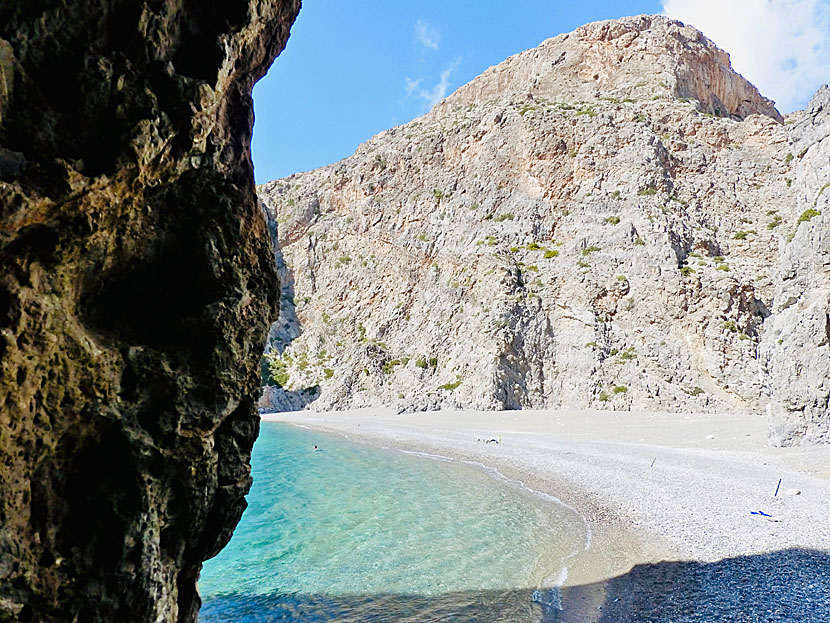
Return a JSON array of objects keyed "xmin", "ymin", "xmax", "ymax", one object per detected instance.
[{"xmin": 198, "ymin": 422, "xmax": 586, "ymax": 622}]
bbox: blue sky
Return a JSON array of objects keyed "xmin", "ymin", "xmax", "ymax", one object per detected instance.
[{"xmin": 252, "ymin": 0, "xmax": 830, "ymax": 183}]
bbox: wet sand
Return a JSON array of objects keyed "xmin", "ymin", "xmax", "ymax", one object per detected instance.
[{"xmin": 261, "ymin": 408, "xmax": 830, "ymax": 622}]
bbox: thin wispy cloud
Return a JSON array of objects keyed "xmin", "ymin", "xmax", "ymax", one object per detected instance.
[
  {"xmin": 405, "ymin": 77, "xmax": 422, "ymax": 96},
  {"xmin": 415, "ymin": 18, "xmax": 440, "ymax": 50},
  {"xmin": 419, "ymin": 59, "xmax": 461, "ymax": 109},
  {"xmin": 661, "ymin": 0, "xmax": 830, "ymax": 112}
]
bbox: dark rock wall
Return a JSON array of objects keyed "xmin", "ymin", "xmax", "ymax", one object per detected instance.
[{"xmin": 0, "ymin": 1, "xmax": 300, "ymax": 621}]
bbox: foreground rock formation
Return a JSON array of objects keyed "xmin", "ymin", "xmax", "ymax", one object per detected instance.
[
  {"xmin": 260, "ymin": 15, "xmax": 829, "ymax": 444},
  {"xmin": 0, "ymin": 1, "xmax": 299, "ymax": 621}
]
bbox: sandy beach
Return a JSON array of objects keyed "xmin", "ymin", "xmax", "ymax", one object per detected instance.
[{"xmin": 262, "ymin": 408, "xmax": 830, "ymax": 622}]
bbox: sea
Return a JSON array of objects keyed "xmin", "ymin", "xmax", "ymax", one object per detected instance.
[{"xmin": 198, "ymin": 421, "xmax": 587, "ymax": 623}]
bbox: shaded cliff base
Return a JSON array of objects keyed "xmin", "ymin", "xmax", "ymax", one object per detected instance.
[{"xmin": 265, "ymin": 409, "xmax": 830, "ymax": 621}]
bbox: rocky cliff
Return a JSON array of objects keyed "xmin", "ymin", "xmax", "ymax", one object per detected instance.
[
  {"xmin": 259, "ymin": 15, "xmax": 828, "ymax": 444},
  {"xmin": 760, "ymin": 86, "xmax": 830, "ymax": 445},
  {"xmin": 0, "ymin": 2, "xmax": 299, "ymax": 622}
]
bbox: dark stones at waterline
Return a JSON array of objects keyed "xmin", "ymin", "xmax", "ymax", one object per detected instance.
[{"xmin": 0, "ymin": 1, "xmax": 300, "ymax": 621}]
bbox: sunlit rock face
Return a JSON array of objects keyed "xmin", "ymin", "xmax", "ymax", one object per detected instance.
[
  {"xmin": 760, "ymin": 86, "xmax": 830, "ymax": 446},
  {"xmin": 0, "ymin": 1, "xmax": 299, "ymax": 621},
  {"xmin": 259, "ymin": 15, "xmax": 826, "ymax": 444}
]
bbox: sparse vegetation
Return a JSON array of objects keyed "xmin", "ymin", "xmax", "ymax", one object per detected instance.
[
  {"xmin": 604, "ymin": 216, "xmax": 621, "ymax": 225},
  {"xmin": 634, "ymin": 236, "xmax": 645, "ymax": 246},
  {"xmin": 724, "ymin": 320, "xmax": 738, "ymax": 333},
  {"xmin": 767, "ymin": 214, "xmax": 783, "ymax": 229},
  {"xmin": 439, "ymin": 377, "xmax": 463, "ymax": 391},
  {"xmin": 494, "ymin": 212, "xmax": 515, "ymax": 222},
  {"xmin": 582, "ymin": 245, "xmax": 601, "ymax": 256},
  {"xmin": 264, "ymin": 353, "xmax": 290, "ymax": 388},
  {"xmin": 734, "ymin": 231, "xmax": 749, "ymax": 240},
  {"xmin": 598, "ymin": 392, "xmax": 609, "ymax": 402},
  {"xmin": 544, "ymin": 249, "xmax": 559, "ymax": 258},
  {"xmin": 684, "ymin": 386, "xmax": 704, "ymax": 397},
  {"xmin": 637, "ymin": 187, "xmax": 658, "ymax": 196},
  {"xmin": 613, "ymin": 385, "xmax": 628, "ymax": 394},
  {"xmin": 679, "ymin": 266, "xmax": 695, "ymax": 276},
  {"xmin": 798, "ymin": 208, "xmax": 821, "ymax": 224},
  {"xmin": 526, "ymin": 242, "xmax": 542, "ymax": 251},
  {"xmin": 382, "ymin": 359, "xmax": 402, "ymax": 374},
  {"xmin": 618, "ymin": 347, "xmax": 637, "ymax": 361}
]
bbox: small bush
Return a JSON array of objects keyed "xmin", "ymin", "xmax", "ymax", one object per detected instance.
[
  {"xmin": 723, "ymin": 320, "xmax": 737, "ymax": 333},
  {"xmin": 619, "ymin": 347, "xmax": 637, "ymax": 361},
  {"xmin": 544, "ymin": 249, "xmax": 559, "ymax": 258},
  {"xmin": 605, "ymin": 216, "xmax": 621, "ymax": 225},
  {"xmin": 598, "ymin": 392, "xmax": 609, "ymax": 402},
  {"xmin": 798, "ymin": 208, "xmax": 821, "ymax": 224},
  {"xmin": 439, "ymin": 378, "xmax": 463, "ymax": 391},
  {"xmin": 428, "ymin": 357, "xmax": 438, "ymax": 368},
  {"xmin": 679, "ymin": 266, "xmax": 695, "ymax": 276},
  {"xmin": 637, "ymin": 187, "xmax": 658, "ymax": 196},
  {"xmin": 323, "ymin": 368, "xmax": 334, "ymax": 379},
  {"xmin": 634, "ymin": 236, "xmax": 645, "ymax": 246},
  {"xmin": 582, "ymin": 245, "xmax": 601, "ymax": 256},
  {"xmin": 526, "ymin": 242, "xmax": 542, "ymax": 251},
  {"xmin": 494, "ymin": 213, "xmax": 514, "ymax": 222},
  {"xmin": 612, "ymin": 385, "xmax": 628, "ymax": 394},
  {"xmin": 416, "ymin": 358, "xmax": 428, "ymax": 369}
]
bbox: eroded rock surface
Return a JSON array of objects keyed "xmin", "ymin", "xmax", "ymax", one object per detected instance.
[
  {"xmin": 760, "ymin": 86, "xmax": 830, "ymax": 445},
  {"xmin": 259, "ymin": 16, "xmax": 825, "ymax": 437},
  {"xmin": 0, "ymin": 1, "xmax": 299, "ymax": 621}
]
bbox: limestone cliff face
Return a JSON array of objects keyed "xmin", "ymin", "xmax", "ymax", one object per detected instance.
[
  {"xmin": 760, "ymin": 86, "xmax": 830, "ymax": 445},
  {"xmin": 0, "ymin": 2, "xmax": 299, "ymax": 622},
  {"xmin": 259, "ymin": 15, "xmax": 825, "ymax": 432}
]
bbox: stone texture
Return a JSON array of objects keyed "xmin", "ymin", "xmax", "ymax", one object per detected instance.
[
  {"xmin": 0, "ymin": 1, "xmax": 299, "ymax": 622},
  {"xmin": 760, "ymin": 85, "xmax": 830, "ymax": 446},
  {"xmin": 259, "ymin": 15, "xmax": 824, "ymax": 430}
]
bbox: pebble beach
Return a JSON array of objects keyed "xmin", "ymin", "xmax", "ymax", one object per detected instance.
[{"xmin": 263, "ymin": 408, "xmax": 830, "ymax": 622}]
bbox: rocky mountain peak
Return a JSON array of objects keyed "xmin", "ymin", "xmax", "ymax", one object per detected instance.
[
  {"xmin": 435, "ymin": 15, "xmax": 781, "ymax": 122},
  {"xmin": 259, "ymin": 15, "xmax": 828, "ymax": 446}
]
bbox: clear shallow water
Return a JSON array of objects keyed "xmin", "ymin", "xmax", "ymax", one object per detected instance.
[{"xmin": 199, "ymin": 422, "xmax": 586, "ymax": 622}]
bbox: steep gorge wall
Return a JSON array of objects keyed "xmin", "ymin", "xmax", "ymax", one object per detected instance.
[
  {"xmin": 259, "ymin": 16, "xmax": 828, "ymax": 444},
  {"xmin": 760, "ymin": 86, "xmax": 830, "ymax": 445},
  {"xmin": 0, "ymin": 1, "xmax": 300, "ymax": 621}
]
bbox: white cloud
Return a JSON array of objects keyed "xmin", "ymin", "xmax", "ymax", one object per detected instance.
[
  {"xmin": 415, "ymin": 18, "xmax": 440, "ymax": 50},
  {"xmin": 661, "ymin": 0, "xmax": 830, "ymax": 112},
  {"xmin": 419, "ymin": 59, "xmax": 461, "ymax": 109},
  {"xmin": 405, "ymin": 77, "xmax": 422, "ymax": 96}
]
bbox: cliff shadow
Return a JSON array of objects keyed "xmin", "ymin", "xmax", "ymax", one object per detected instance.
[
  {"xmin": 258, "ymin": 199, "xmax": 321, "ymax": 411},
  {"xmin": 560, "ymin": 547, "xmax": 830, "ymax": 623},
  {"xmin": 199, "ymin": 548, "xmax": 830, "ymax": 623}
]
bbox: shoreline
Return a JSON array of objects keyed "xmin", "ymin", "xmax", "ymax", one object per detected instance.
[{"xmin": 261, "ymin": 408, "xmax": 830, "ymax": 622}]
